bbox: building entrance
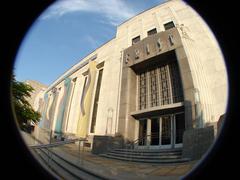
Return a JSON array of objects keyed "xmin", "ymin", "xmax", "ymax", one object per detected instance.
[{"xmin": 138, "ymin": 112, "xmax": 185, "ymax": 149}]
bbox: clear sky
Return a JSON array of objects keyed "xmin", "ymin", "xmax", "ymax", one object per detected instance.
[{"xmin": 15, "ymin": 0, "xmax": 165, "ymax": 86}]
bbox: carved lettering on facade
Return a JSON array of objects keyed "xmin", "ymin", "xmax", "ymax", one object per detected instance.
[
  {"xmin": 125, "ymin": 53, "xmax": 130, "ymax": 64},
  {"xmin": 124, "ymin": 29, "xmax": 180, "ymax": 64},
  {"xmin": 168, "ymin": 34, "xmax": 174, "ymax": 46},
  {"xmin": 146, "ymin": 44, "xmax": 150, "ymax": 55},
  {"xmin": 135, "ymin": 49, "xmax": 140, "ymax": 59},
  {"xmin": 157, "ymin": 38, "xmax": 161, "ymax": 51}
]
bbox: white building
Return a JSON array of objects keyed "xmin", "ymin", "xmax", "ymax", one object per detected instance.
[{"xmin": 36, "ymin": 0, "xmax": 227, "ymax": 150}]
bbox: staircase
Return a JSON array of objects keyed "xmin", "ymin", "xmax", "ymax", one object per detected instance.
[{"xmin": 100, "ymin": 148, "xmax": 190, "ymax": 164}]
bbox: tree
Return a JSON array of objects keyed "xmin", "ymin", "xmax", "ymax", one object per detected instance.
[{"xmin": 11, "ymin": 76, "xmax": 41, "ymax": 132}]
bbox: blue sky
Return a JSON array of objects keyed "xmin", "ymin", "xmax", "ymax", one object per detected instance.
[{"xmin": 15, "ymin": 0, "xmax": 165, "ymax": 86}]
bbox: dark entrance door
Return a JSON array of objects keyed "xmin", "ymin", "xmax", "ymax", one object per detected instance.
[
  {"xmin": 175, "ymin": 113, "xmax": 185, "ymax": 144},
  {"xmin": 151, "ymin": 118, "xmax": 160, "ymax": 145},
  {"xmin": 138, "ymin": 119, "xmax": 147, "ymax": 145},
  {"xmin": 161, "ymin": 116, "xmax": 172, "ymax": 145}
]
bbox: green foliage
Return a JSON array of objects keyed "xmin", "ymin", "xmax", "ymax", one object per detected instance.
[{"xmin": 12, "ymin": 76, "xmax": 41, "ymax": 131}]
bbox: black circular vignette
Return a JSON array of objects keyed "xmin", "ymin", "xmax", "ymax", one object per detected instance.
[
  {"xmin": 0, "ymin": 1, "xmax": 57, "ymax": 179},
  {"xmin": 184, "ymin": 0, "xmax": 239, "ymax": 179},
  {"xmin": 0, "ymin": 0, "xmax": 238, "ymax": 179}
]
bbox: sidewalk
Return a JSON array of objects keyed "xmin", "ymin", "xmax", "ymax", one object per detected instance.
[
  {"xmin": 25, "ymin": 127, "xmax": 198, "ymax": 179},
  {"xmin": 53, "ymin": 143, "xmax": 198, "ymax": 180},
  {"xmin": 21, "ymin": 131, "xmax": 41, "ymax": 146}
]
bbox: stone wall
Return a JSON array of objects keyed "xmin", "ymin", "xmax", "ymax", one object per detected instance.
[
  {"xmin": 182, "ymin": 126, "xmax": 214, "ymax": 160},
  {"xmin": 25, "ymin": 80, "xmax": 47, "ymax": 108},
  {"xmin": 91, "ymin": 135, "xmax": 124, "ymax": 154},
  {"xmin": 217, "ymin": 114, "xmax": 225, "ymax": 136}
]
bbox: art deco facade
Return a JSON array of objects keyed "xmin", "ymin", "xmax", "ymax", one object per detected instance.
[{"xmin": 36, "ymin": 0, "xmax": 227, "ymax": 149}]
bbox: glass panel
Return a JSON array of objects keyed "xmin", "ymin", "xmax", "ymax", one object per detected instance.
[
  {"xmin": 151, "ymin": 118, "xmax": 160, "ymax": 145},
  {"xmin": 138, "ymin": 120, "xmax": 147, "ymax": 146},
  {"xmin": 161, "ymin": 116, "xmax": 171, "ymax": 145},
  {"xmin": 175, "ymin": 113, "xmax": 185, "ymax": 144}
]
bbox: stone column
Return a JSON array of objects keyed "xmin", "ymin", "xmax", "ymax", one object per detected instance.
[{"xmin": 147, "ymin": 118, "xmax": 151, "ymax": 147}]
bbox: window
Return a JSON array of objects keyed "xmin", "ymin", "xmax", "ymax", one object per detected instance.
[
  {"xmin": 139, "ymin": 72, "xmax": 147, "ymax": 110},
  {"xmin": 169, "ymin": 62, "xmax": 183, "ymax": 103},
  {"xmin": 90, "ymin": 69, "xmax": 103, "ymax": 133},
  {"xmin": 164, "ymin": 21, "xmax": 175, "ymax": 30},
  {"xmin": 138, "ymin": 62, "xmax": 183, "ymax": 110},
  {"xmin": 147, "ymin": 28, "xmax": 157, "ymax": 36},
  {"xmin": 132, "ymin": 36, "xmax": 140, "ymax": 45}
]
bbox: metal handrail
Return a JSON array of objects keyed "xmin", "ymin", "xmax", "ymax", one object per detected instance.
[
  {"xmin": 30, "ymin": 138, "xmax": 86, "ymax": 149},
  {"xmin": 125, "ymin": 130, "xmax": 184, "ymax": 149},
  {"xmin": 126, "ymin": 134, "xmax": 159, "ymax": 149},
  {"xmin": 31, "ymin": 138, "xmax": 88, "ymax": 172}
]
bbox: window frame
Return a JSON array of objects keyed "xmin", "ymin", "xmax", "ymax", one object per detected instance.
[
  {"xmin": 132, "ymin": 35, "xmax": 141, "ymax": 45},
  {"xmin": 147, "ymin": 28, "xmax": 157, "ymax": 36},
  {"xmin": 164, "ymin": 21, "xmax": 175, "ymax": 30}
]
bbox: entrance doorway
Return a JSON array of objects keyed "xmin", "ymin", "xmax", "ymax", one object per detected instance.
[
  {"xmin": 138, "ymin": 112, "xmax": 185, "ymax": 149},
  {"xmin": 151, "ymin": 118, "xmax": 159, "ymax": 145},
  {"xmin": 161, "ymin": 116, "xmax": 172, "ymax": 147},
  {"xmin": 138, "ymin": 119, "xmax": 147, "ymax": 145}
]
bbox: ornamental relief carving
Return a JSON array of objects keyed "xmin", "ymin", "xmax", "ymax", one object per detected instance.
[{"xmin": 124, "ymin": 28, "xmax": 180, "ymax": 65}]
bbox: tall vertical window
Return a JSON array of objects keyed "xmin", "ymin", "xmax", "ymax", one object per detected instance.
[
  {"xmin": 149, "ymin": 69, "xmax": 159, "ymax": 107},
  {"xmin": 159, "ymin": 65, "xmax": 171, "ymax": 105},
  {"xmin": 139, "ymin": 72, "xmax": 147, "ymax": 110},
  {"xmin": 164, "ymin": 21, "xmax": 175, "ymax": 30},
  {"xmin": 169, "ymin": 62, "xmax": 183, "ymax": 103},
  {"xmin": 138, "ymin": 61, "xmax": 183, "ymax": 110},
  {"xmin": 90, "ymin": 69, "xmax": 103, "ymax": 133}
]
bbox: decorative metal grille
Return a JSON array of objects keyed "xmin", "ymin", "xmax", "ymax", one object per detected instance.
[
  {"xmin": 139, "ymin": 72, "xmax": 147, "ymax": 110},
  {"xmin": 138, "ymin": 60, "xmax": 183, "ymax": 110},
  {"xmin": 161, "ymin": 116, "xmax": 171, "ymax": 145},
  {"xmin": 159, "ymin": 65, "xmax": 171, "ymax": 105},
  {"xmin": 149, "ymin": 69, "xmax": 159, "ymax": 107}
]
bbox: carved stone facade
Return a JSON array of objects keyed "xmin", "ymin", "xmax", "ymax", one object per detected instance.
[
  {"xmin": 36, "ymin": 0, "xmax": 227, "ymax": 149},
  {"xmin": 25, "ymin": 80, "xmax": 47, "ymax": 114}
]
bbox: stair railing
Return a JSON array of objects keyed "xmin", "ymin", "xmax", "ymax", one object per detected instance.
[
  {"xmin": 126, "ymin": 132, "xmax": 160, "ymax": 149},
  {"xmin": 124, "ymin": 133, "xmax": 161, "ymax": 161},
  {"xmin": 30, "ymin": 138, "xmax": 87, "ymax": 167}
]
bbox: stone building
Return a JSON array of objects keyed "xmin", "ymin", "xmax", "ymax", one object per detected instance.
[
  {"xmin": 36, "ymin": 0, "xmax": 227, "ymax": 152},
  {"xmin": 25, "ymin": 80, "xmax": 47, "ymax": 113}
]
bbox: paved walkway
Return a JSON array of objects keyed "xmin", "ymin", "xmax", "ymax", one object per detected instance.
[
  {"xmin": 53, "ymin": 143, "xmax": 198, "ymax": 180},
  {"xmin": 24, "ymin": 128, "xmax": 198, "ymax": 179}
]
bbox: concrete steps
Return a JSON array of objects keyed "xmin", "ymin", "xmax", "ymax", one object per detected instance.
[{"xmin": 100, "ymin": 148, "xmax": 190, "ymax": 164}]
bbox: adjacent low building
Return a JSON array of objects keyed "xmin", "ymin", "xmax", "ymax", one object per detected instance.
[
  {"xmin": 25, "ymin": 80, "xmax": 47, "ymax": 115},
  {"xmin": 35, "ymin": 0, "xmax": 227, "ymax": 152}
]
